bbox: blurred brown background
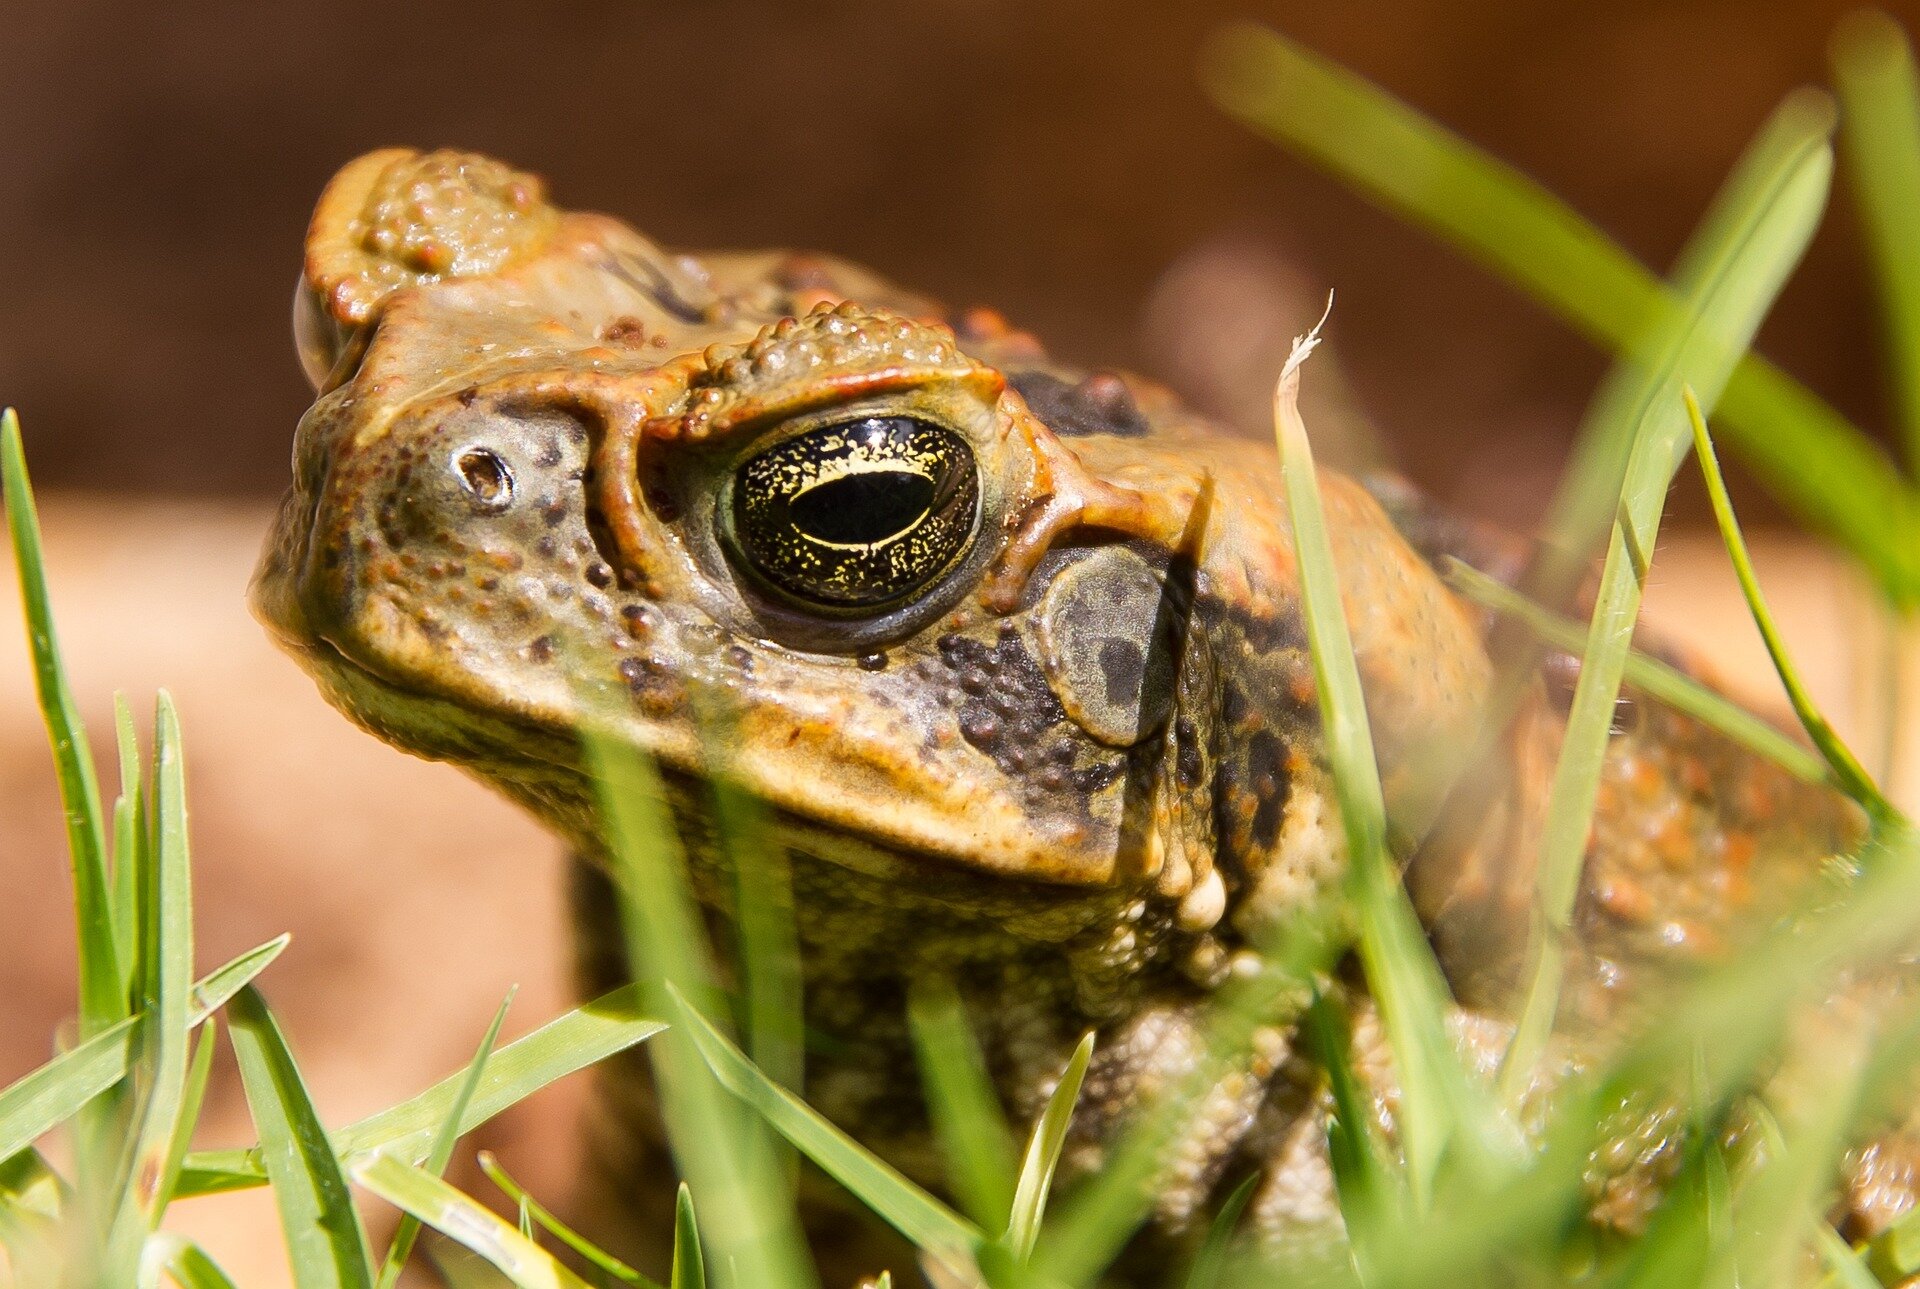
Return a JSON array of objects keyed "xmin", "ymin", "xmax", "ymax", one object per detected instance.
[
  {"xmin": 9, "ymin": 0, "xmax": 1920, "ymax": 520},
  {"xmin": 4, "ymin": 1, "xmax": 1920, "ymax": 1283}
]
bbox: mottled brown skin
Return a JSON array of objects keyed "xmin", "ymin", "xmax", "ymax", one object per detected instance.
[{"xmin": 255, "ymin": 150, "xmax": 1903, "ymax": 1272}]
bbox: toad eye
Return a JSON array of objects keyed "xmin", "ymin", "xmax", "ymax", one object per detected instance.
[{"xmin": 725, "ymin": 416, "xmax": 980, "ymax": 611}]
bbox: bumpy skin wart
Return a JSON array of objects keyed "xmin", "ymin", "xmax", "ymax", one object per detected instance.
[{"xmin": 255, "ymin": 150, "xmax": 1899, "ymax": 1271}]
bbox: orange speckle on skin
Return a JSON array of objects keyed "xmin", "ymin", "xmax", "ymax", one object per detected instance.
[
  {"xmin": 1629, "ymin": 757, "xmax": 1663, "ymax": 803},
  {"xmin": 1596, "ymin": 878, "xmax": 1653, "ymax": 923}
]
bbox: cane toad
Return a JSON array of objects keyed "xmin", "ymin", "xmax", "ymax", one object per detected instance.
[{"xmin": 253, "ymin": 149, "xmax": 1901, "ymax": 1272}]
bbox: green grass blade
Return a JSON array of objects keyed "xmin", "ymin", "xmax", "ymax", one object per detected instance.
[
  {"xmin": 1444, "ymin": 560, "xmax": 1832, "ymax": 786},
  {"xmin": 1720, "ymin": 1084, "xmax": 1872, "ymax": 1286},
  {"xmin": 1181, "ymin": 1172, "xmax": 1257, "ymax": 1289},
  {"xmin": 586, "ymin": 732, "xmax": 817, "ymax": 1289},
  {"xmin": 188, "ymin": 934, "xmax": 292, "ymax": 1025},
  {"xmin": 0, "ymin": 1146, "xmax": 68, "ymax": 1223},
  {"xmin": 706, "ymin": 744, "xmax": 804, "ymax": 1104},
  {"xmin": 0, "ymin": 1016, "xmax": 139, "ymax": 1161},
  {"xmin": 1504, "ymin": 98, "xmax": 1835, "ymax": 1093},
  {"xmin": 685, "ymin": 686, "xmax": 804, "ymax": 1104},
  {"xmin": 1686, "ymin": 389, "xmax": 1897, "ymax": 818},
  {"xmin": 1032, "ymin": 901, "xmax": 1340, "ymax": 1286},
  {"xmin": 152, "ymin": 1016, "xmax": 218, "ymax": 1219},
  {"xmin": 907, "ymin": 977, "xmax": 1019, "ymax": 1231},
  {"xmin": 672, "ymin": 1182, "xmax": 707, "ymax": 1289},
  {"xmin": 1201, "ymin": 29, "xmax": 1920, "ymax": 602},
  {"xmin": 227, "ymin": 985, "xmax": 375, "ymax": 1289},
  {"xmin": 376, "ymin": 990, "xmax": 515, "ymax": 1289},
  {"xmin": 0, "ymin": 935, "xmax": 289, "ymax": 1171},
  {"xmin": 121, "ymin": 692, "xmax": 196, "ymax": 1230},
  {"xmin": 1869, "ymin": 1201, "xmax": 1920, "ymax": 1281},
  {"xmin": 1273, "ymin": 342, "xmax": 1482, "ymax": 1207},
  {"xmin": 1, "ymin": 409, "xmax": 120, "ymax": 1032},
  {"xmin": 1005, "ymin": 1032, "xmax": 1092, "ymax": 1263},
  {"xmin": 1305, "ymin": 990, "xmax": 1398, "ymax": 1273},
  {"xmin": 1541, "ymin": 92, "xmax": 1838, "ymax": 585},
  {"xmin": 1813, "ymin": 1222, "xmax": 1882, "ymax": 1289},
  {"xmin": 1834, "ymin": 10, "xmax": 1920, "ymax": 462},
  {"xmin": 668, "ymin": 982, "xmax": 983, "ymax": 1262},
  {"xmin": 110, "ymin": 694, "xmax": 142, "ymax": 1006},
  {"xmin": 0, "ymin": 1149, "xmax": 68, "ymax": 1286},
  {"xmin": 141, "ymin": 1231, "xmax": 241, "ymax": 1289},
  {"xmin": 1200, "ymin": 30, "xmax": 1649, "ymax": 375},
  {"xmin": 478, "ymin": 1151, "xmax": 660, "ymax": 1288},
  {"xmin": 178, "ymin": 983, "xmax": 665, "ymax": 1196},
  {"xmin": 352, "ymin": 1153, "xmax": 592, "ymax": 1289}
]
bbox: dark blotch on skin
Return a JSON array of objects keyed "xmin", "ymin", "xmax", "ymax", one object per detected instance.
[
  {"xmin": 1246, "ymin": 729, "xmax": 1291, "ymax": 849},
  {"xmin": 939, "ymin": 627, "xmax": 1067, "ymax": 777},
  {"xmin": 1097, "ymin": 637, "xmax": 1145, "ymax": 710},
  {"xmin": 1008, "ymin": 369, "xmax": 1150, "ymax": 439},
  {"xmin": 620, "ymin": 603, "xmax": 655, "ymax": 636},
  {"xmin": 618, "ymin": 654, "xmax": 673, "ymax": 704},
  {"xmin": 1175, "ymin": 715, "xmax": 1203, "ymax": 789}
]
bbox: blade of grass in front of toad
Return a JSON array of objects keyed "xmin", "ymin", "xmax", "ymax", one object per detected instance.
[
  {"xmin": 1535, "ymin": 90, "xmax": 1839, "ymax": 596},
  {"xmin": 176, "ymin": 982, "xmax": 664, "ymax": 1196},
  {"xmin": 1199, "ymin": 29, "xmax": 1920, "ymax": 602},
  {"xmin": 228, "ymin": 984, "xmax": 375, "ymax": 1289},
  {"xmin": 1834, "ymin": 10, "xmax": 1920, "ymax": 466},
  {"xmin": 352, "ymin": 1154, "xmax": 592, "ymax": 1289},
  {"xmin": 586, "ymin": 733, "xmax": 817, "ymax": 1289},
  {"xmin": 1814, "ymin": 1223, "xmax": 1883, "ymax": 1289},
  {"xmin": 1714, "ymin": 1080, "xmax": 1874, "ymax": 1288},
  {"xmin": 907, "ymin": 977, "xmax": 1019, "ymax": 1231},
  {"xmin": 1180, "ymin": 1172, "xmax": 1258, "ymax": 1289},
  {"xmin": 1273, "ymin": 339, "xmax": 1485, "ymax": 1209},
  {"xmin": 376, "ymin": 989, "xmax": 515, "ymax": 1289},
  {"xmin": 1688, "ymin": 390, "xmax": 1897, "ymax": 819},
  {"xmin": 683, "ymin": 683, "xmax": 805, "ymax": 1110},
  {"xmin": 479, "ymin": 1151, "xmax": 660, "ymax": 1288},
  {"xmin": 1444, "ymin": 559, "xmax": 1831, "ymax": 786},
  {"xmin": 1004, "ymin": 1031, "xmax": 1093, "ymax": 1264},
  {"xmin": 1032, "ymin": 896, "xmax": 1341, "ymax": 1287},
  {"xmin": 668, "ymin": 982, "xmax": 983, "ymax": 1268},
  {"xmin": 1503, "ymin": 98, "xmax": 1835, "ymax": 1094},
  {"xmin": 1, "ymin": 410, "xmax": 120, "ymax": 1032},
  {"xmin": 1305, "ymin": 989, "xmax": 1399, "ymax": 1278},
  {"xmin": 695, "ymin": 698, "xmax": 805, "ymax": 1103}
]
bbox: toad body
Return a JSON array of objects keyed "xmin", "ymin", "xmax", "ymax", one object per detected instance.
[{"xmin": 254, "ymin": 150, "xmax": 1905, "ymax": 1268}]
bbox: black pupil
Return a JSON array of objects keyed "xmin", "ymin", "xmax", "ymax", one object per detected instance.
[{"xmin": 790, "ymin": 470, "xmax": 935, "ymax": 546}]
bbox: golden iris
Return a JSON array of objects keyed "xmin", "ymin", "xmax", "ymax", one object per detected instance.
[{"xmin": 727, "ymin": 416, "xmax": 979, "ymax": 610}]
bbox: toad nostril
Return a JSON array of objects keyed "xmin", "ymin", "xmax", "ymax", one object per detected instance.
[{"xmin": 456, "ymin": 448, "xmax": 514, "ymax": 512}]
